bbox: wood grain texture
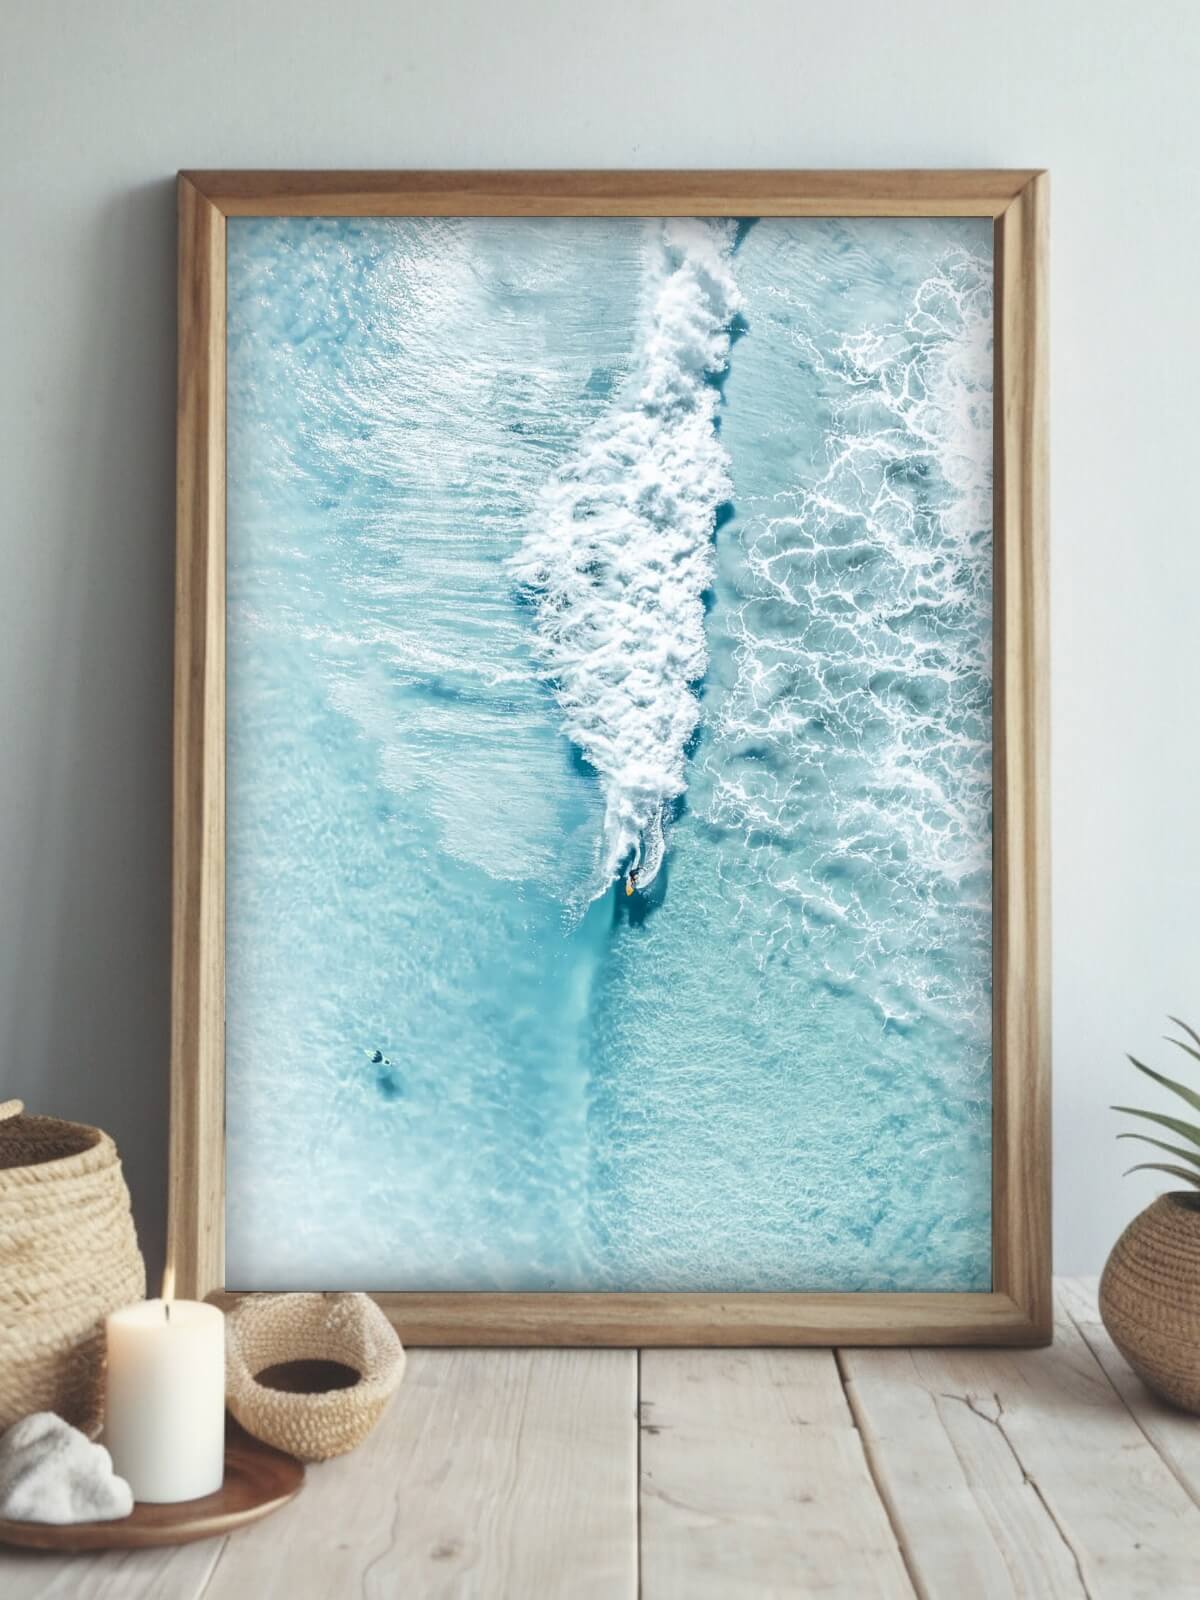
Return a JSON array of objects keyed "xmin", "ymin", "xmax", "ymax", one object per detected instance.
[
  {"xmin": 991, "ymin": 171, "xmax": 1052, "ymax": 1340},
  {"xmin": 181, "ymin": 168, "xmax": 1038, "ymax": 218},
  {"xmin": 842, "ymin": 1355, "xmax": 1086, "ymax": 1597},
  {"xmin": 1058, "ymin": 1278, "xmax": 1200, "ymax": 1510},
  {"xmin": 214, "ymin": 1289, "xmax": 1046, "ymax": 1347},
  {"xmin": 201, "ymin": 1350, "xmax": 637, "ymax": 1600},
  {"xmin": 640, "ymin": 1349, "xmax": 913, "ymax": 1598},
  {"xmin": 167, "ymin": 175, "xmax": 226, "ymax": 1303},
  {"xmin": 845, "ymin": 1283, "xmax": 1200, "ymax": 1600},
  {"xmin": 5, "ymin": 1288, "xmax": 1199, "ymax": 1597},
  {"xmin": 0, "ymin": 1542, "xmax": 222, "ymax": 1600},
  {"xmin": 172, "ymin": 169, "xmax": 1051, "ymax": 1341}
]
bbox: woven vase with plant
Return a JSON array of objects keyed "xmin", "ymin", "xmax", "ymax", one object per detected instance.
[
  {"xmin": 0, "ymin": 1099, "xmax": 145, "ymax": 1437},
  {"xmin": 1099, "ymin": 1017, "xmax": 1200, "ymax": 1412}
]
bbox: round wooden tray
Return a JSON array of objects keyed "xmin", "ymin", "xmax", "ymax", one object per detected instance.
[{"xmin": 0, "ymin": 1422, "xmax": 304, "ymax": 1552}]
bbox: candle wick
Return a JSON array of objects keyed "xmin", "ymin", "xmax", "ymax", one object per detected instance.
[{"xmin": 165, "ymin": 1302, "xmax": 171, "ymax": 1324}]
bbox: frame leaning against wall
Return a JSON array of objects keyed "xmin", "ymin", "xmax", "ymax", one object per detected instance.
[{"xmin": 169, "ymin": 170, "xmax": 1049, "ymax": 1346}]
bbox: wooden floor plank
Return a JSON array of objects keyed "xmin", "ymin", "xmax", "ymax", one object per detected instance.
[
  {"xmin": 842, "ymin": 1350, "xmax": 1086, "ymax": 1598},
  {"xmin": 0, "ymin": 1540, "xmax": 222, "ymax": 1599},
  {"xmin": 1058, "ymin": 1276, "xmax": 1200, "ymax": 1510},
  {"xmin": 199, "ymin": 1348, "xmax": 636, "ymax": 1599},
  {"xmin": 639, "ymin": 1348, "xmax": 914, "ymax": 1599},
  {"xmin": 844, "ymin": 1283, "xmax": 1200, "ymax": 1600},
  {"xmin": 5, "ymin": 1283, "xmax": 1199, "ymax": 1597}
]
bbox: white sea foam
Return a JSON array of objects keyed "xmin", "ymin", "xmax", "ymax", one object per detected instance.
[
  {"xmin": 709, "ymin": 244, "xmax": 994, "ymax": 1031},
  {"xmin": 511, "ymin": 219, "xmax": 742, "ymax": 897}
]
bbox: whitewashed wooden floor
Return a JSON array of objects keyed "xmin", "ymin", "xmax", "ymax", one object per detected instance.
[{"xmin": 3, "ymin": 1279, "xmax": 1198, "ymax": 1599}]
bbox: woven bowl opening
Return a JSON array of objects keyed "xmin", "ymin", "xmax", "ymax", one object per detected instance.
[
  {"xmin": 226, "ymin": 1295, "xmax": 405, "ymax": 1460},
  {"xmin": 0, "ymin": 1114, "xmax": 100, "ymax": 1171},
  {"xmin": 255, "ymin": 1359, "xmax": 362, "ymax": 1394}
]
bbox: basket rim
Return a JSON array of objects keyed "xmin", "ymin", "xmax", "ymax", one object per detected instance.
[
  {"xmin": 0, "ymin": 1111, "xmax": 115, "ymax": 1184},
  {"xmin": 226, "ymin": 1293, "xmax": 405, "ymax": 1409}
]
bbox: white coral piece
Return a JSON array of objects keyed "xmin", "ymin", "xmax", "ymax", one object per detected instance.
[{"xmin": 0, "ymin": 1412, "xmax": 133, "ymax": 1524}]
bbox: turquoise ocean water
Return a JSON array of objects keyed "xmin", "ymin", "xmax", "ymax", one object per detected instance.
[{"xmin": 225, "ymin": 215, "xmax": 994, "ymax": 1291}]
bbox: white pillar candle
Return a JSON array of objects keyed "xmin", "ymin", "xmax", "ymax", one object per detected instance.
[{"xmin": 104, "ymin": 1299, "xmax": 225, "ymax": 1503}]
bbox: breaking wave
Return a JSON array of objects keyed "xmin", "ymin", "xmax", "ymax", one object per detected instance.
[{"xmin": 510, "ymin": 219, "xmax": 742, "ymax": 898}]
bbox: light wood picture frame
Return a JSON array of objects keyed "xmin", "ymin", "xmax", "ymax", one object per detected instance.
[{"xmin": 170, "ymin": 170, "xmax": 1049, "ymax": 1346}]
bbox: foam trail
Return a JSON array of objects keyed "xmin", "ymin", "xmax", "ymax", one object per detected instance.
[{"xmin": 511, "ymin": 219, "xmax": 742, "ymax": 897}]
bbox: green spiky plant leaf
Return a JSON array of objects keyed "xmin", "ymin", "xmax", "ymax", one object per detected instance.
[
  {"xmin": 1125, "ymin": 1056, "xmax": 1200, "ymax": 1116},
  {"xmin": 1116, "ymin": 1131, "xmax": 1200, "ymax": 1167},
  {"xmin": 1168, "ymin": 1016, "xmax": 1200, "ymax": 1053},
  {"xmin": 1113, "ymin": 1019, "xmax": 1200, "ymax": 1190}
]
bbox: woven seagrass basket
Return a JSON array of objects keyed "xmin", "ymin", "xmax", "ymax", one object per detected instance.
[
  {"xmin": 1100, "ymin": 1192, "xmax": 1200, "ymax": 1413},
  {"xmin": 0, "ymin": 1099, "xmax": 145, "ymax": 1438},
  {"xmin": 226, "ymin": 1292, "xmax": 406, "ymax": 1461}
]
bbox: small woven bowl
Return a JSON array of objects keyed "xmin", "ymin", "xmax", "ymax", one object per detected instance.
[{"xmin": 225, "ymin": 1293, "xmax": 405, "ymax": 1461}]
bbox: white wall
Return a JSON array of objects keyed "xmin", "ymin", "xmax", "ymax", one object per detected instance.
[{"xmin": 2, "ymin": 0, "xmax": 1198, "ymax": 1283}]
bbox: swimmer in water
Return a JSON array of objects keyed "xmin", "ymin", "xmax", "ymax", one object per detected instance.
[{"xmin": 625, "ymin": 867, "xmax": 638, "ymax": 897}]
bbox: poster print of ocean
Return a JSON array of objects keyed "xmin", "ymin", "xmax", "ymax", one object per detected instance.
[{"xmin": 225, "ymin": 215, "xmax": 994, "ymax": 1293}]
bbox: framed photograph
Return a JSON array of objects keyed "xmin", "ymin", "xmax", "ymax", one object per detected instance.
[{"xmin": 170, "ymin": 170, "xmax": 1049, "ymax": 1344}]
